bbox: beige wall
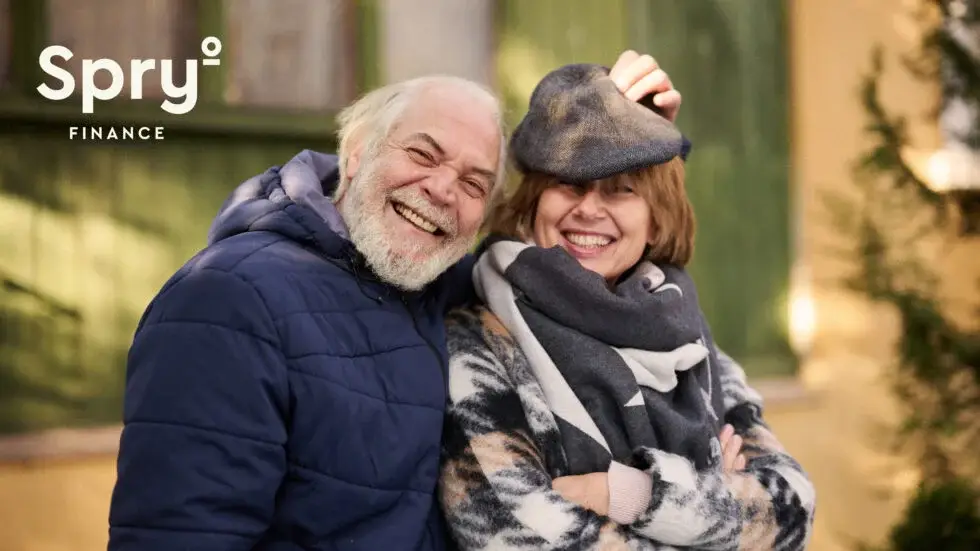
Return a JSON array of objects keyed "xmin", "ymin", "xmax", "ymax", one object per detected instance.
[
  {"xmin": 0, "ymin": 455, "xmax": 116, "ymax": 551},
  {"xmin": 782, "ymin": 0, "xmax": 979, "ymax": 550},
  {"xmin": 380, "ymin": 0, "xmax": 496, "ymax": 86},
  {"xmin": 2, "ymin": 1, "xmax": 977, "ymax": 551}
]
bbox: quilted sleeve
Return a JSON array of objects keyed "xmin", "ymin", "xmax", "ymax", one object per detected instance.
[
  {"xmin": 108, "ymin": 267, "xmax": 289, "ymax": 551},
  {"xmin": 625, "ymin": 350, "xmax": 817, "ymax": 550}
]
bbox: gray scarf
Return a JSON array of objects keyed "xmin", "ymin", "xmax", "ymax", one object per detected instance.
[{"xmin": 473, "ymin": 235, "xmax": 726, "ymax": 474}]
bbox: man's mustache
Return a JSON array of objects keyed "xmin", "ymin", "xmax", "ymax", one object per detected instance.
[{"xmin": 388, "ymin": 188, "xmax": 459, "ymax": 236}]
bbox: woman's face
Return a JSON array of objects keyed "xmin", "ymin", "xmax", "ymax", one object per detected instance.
[{"xmin": 532, "ymin": 180, "xmax": 652, "ymax": 284}]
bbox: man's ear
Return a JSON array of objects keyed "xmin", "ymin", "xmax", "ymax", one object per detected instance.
[
  {"xmin": 345, "ymin": 140, "xmax": 363, "ymax": 182},
  {"xmin": 334, "ymin": 139, "xmax": 363, "ymax": 203}
]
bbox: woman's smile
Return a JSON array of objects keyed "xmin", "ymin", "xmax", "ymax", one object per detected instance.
[{"xmin": 559, "ymin": 230, "xmax": 618, "ymax": 259}]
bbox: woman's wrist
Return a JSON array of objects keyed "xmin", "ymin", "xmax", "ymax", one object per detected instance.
[{"xmin": 606, "ymin": 461, "xmax": 653, "ymax": 524}]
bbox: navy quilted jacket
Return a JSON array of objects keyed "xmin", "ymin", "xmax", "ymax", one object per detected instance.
[{"xmin": 108, "ymin": 150, "xmax": 472, "ymax": 551}]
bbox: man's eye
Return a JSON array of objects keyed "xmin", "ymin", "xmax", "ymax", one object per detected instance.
[
  {"xmin": 408, "ymin": 148, "xmax": 436, "ymax": 165},
  {"xmin": 462, "ymin": 179, "xmax": 488, "ymax": 198}
]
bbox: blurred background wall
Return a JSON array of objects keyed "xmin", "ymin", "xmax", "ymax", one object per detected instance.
[{"xmin": 0, "ymin": 1, "xmax": 975, "ymax": 550}]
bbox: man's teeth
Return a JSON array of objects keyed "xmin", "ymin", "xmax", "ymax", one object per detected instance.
[
  {"xmin": 565, "ymin": 233, "xmax": 612, "ymax": 247},
  {"xmin": 394, "ymin": 203, "xmax": 439, "ymax": 234}
]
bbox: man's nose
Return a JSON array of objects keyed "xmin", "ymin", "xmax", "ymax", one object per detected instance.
[{"xmin": 419, "ymin": 169, "xmax": 457, "ymax": 207}]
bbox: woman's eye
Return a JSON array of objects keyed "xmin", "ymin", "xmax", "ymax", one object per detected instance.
[{"xmin": 608, "ymin": 183, "xmax": 634, "ymax": 195}]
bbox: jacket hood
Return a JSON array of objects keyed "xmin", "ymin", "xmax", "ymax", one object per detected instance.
[
  {"xmin": 207, "ymin": 150, "xmax": 351, "ymax": 258},
  {"xmin": 206, "ymin": 149, "xmax": 477, "ymax": 308}
]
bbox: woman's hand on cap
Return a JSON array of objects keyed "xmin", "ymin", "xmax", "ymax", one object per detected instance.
[{"xmin": 609, "ymin": 50, "xmax": 683, "ymax": 123}]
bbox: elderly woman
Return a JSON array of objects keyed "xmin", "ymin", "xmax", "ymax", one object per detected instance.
[{"xmin": 438, "ymin": 55, "xmax": 816, "ymax": 551}]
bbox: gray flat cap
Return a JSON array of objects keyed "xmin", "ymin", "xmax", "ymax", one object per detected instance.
[{"xmin": 510, "ymin": 63, "xmax": 691, "ymax": 184}]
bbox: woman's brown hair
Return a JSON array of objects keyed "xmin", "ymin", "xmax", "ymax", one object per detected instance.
[{"xmin": 485, "ymin": 157, "xmax": 695, "ymax": 266}]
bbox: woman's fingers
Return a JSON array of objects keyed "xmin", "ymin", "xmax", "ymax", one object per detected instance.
[
  {"xmin": 734, "ymin": 454, "xmax": 747, "ymax": 471},
  {"xmin": 610, "ymin": 50, "xmax": 640, "ymax": 79},
  {"xmin": 610, "ymin": 53, "xmax": 659, "ymax": 94},
  {"xmin": 653, "ymin": 89, "xmax": 683, "ymax": 122},
  {"xmin": 720, "ymin": 424, "xmax": 744, "ymax": 472},
  {"xmin": 623, "ymin": 68, "xmax": 671, "ymax": 101},
  {"xmin": 552, "ymin": 473, "xmax": 609, "ymax": 516},
  {"xmin": 719, "ymin": 424, "xmax": 734, "ymax": 446},
  {"xmin": 724, "ymin": 435, "xmax": 743, "ymax": 471},
  {"xmin": 609, "ymin": 53, "xmax": 683, "ymax": 122}
]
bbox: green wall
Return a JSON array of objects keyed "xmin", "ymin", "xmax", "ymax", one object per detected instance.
[
  {"xmin": 0, "ymin": 123, "xmax": 333, "ymax": 433},
  {"xmin": 0, "ymin": 0, "xmax": 342, "ymax": 434},
  {"xmin": 496, "ymin": 0, "xmax": 631, "ymax": 132},
  {"xmin": 631, "ymin": 0, "xmax": 795, "ymax": 375}
]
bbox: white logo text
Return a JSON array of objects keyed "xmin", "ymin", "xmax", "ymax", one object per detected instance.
[{"xmin": 37, "ymin": 37, "xmax": 222, "ymax": 115}]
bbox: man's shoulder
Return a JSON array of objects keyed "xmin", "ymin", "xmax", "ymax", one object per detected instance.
[
  {"xmin": 185, "ymin": 231, "xmax": 297, "ymax": 275},
  {"xmin": 188, "ymin": 231, "xmax": 349, "ymax": 284},
  {"xmin": 153, "ymin": 232, "xmax": 349, "ymax": 314},
  {"xmin": 432, "ymin": 253, "xmax": 477, "ymax": 311}
]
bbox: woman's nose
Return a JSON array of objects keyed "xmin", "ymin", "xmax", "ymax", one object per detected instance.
[{"xmin": 572, "ymin": 189, "xmax": 605, "ymax": 217}]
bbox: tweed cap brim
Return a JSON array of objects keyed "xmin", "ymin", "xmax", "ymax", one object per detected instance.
[{"xmin": 510, "ymin": 63, "xmax": 690, "ymax": 184}]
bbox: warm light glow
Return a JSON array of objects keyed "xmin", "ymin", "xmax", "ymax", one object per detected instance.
[
  {"xmin": 903, "ymin": 146, "xmax": 980, "ymax": 193},
  {"xmin": 926, "ymin": 149, "xmax": 955, "ymax": 192},
  {"xmin": 925, "ymin": 147, "xmax": 980, "ymax": 192},
  {"xmin": 950, "ymin": 0, "xmax": 968, "ymax": 19},
  {"xmin": 789, "ymin": 287, "xmax": 816, "ymax": 357}
]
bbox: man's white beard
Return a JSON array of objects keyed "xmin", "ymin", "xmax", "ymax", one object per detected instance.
[{"xmin": 338, "ymin": 158, "xmax": 472, "ymax": 291}]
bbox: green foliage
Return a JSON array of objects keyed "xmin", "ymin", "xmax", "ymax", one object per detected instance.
[
  {"xmin": 840, "ymin": 1, "xmax": 980, "ymax": 547},
  {"xmin": 887, "ymin": 480, "xmax": 980, "ymax": 551}
]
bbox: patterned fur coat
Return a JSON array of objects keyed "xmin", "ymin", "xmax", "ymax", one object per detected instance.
[{"xmin": 439, "ymin": 306, "xmax": 816, "ymax": 550}]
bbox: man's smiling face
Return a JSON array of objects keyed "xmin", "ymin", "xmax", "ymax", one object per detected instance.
[{"xmin": 338, "ymin": 83, "xmax": 501, "ymax": 290}]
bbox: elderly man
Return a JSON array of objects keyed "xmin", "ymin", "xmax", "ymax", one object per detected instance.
[{"xmin": 107, "ymin": 52, "xmax": 682, "ymax": 551}]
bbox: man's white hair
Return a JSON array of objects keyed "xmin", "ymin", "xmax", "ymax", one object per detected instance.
[{"xmin": 333, "ymin": 75, "xmax": 507, "ymax": 203}]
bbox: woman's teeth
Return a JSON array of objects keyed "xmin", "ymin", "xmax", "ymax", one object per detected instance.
[{"xmin": 564, "ymin": 232, "xmax": 612, "ymax": 248}]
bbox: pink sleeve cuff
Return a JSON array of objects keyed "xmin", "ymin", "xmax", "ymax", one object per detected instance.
[{"xmin": 606, "ymin": 461, "xmax": 653, "ymax": 525}]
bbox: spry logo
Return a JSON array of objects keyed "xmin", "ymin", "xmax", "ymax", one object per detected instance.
[{"xmin": 37, "ymin": 36, "xmax": 222, "ymax": 115}]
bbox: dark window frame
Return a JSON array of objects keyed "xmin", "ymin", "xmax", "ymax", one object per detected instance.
[{"xmin": 0, "ymin": 0, "xmax": 381, "ymax": 140}]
